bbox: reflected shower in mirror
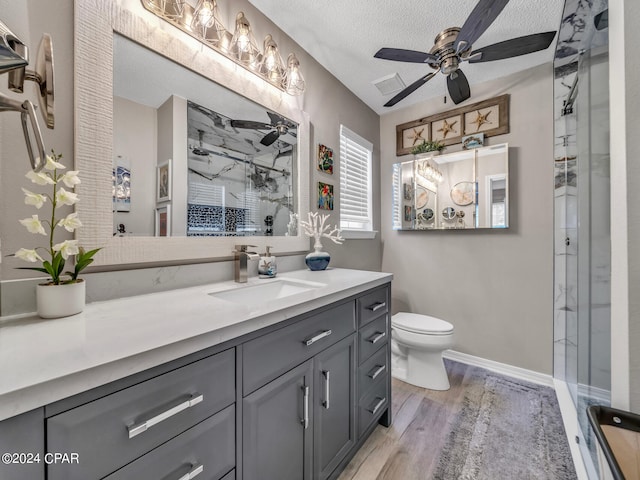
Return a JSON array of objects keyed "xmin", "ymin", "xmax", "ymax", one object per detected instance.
[
  {"xmin": 392, "ymin": 143, "xmax": 508, "ymax": 230},
  {"xmin": 112, "ymin": 34, "xmax": 297, "ymax": 237}
]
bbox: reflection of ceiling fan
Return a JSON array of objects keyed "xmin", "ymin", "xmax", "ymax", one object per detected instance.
[
  {"xmin": 374, "ymin": 0, "xmax": 556, "ymax": 106},
  {"xmin": 230, "ymin": 111, "xmax": 297, "ymax": 146}
]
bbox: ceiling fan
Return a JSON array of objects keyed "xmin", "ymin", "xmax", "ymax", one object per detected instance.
[
  {"xmin": 230, "ymin": 111, "xmax": 297, "ymax": 146},
  {"xmin": 374, "ymin": 0, "xmax": 557, "ymax": 107}
]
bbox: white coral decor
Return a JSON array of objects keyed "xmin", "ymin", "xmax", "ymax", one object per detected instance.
[{"xmin": 299, "ymin": 212, "xmax": 344, "ymax": 250}]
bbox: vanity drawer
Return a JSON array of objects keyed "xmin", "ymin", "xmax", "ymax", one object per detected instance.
[
  {"xmin": 358, "ymin": 314, "xmax": 388, "ymax": 364},
  {"xmin": 358, "ymin": 346, "xmax": 388, "ymax": 400},
  {"xmin": 358, "ymin": 376, "xmax": 389, "ymax": 439},
  {"xmin": 243, "ymin": 301, "xmax": 355, "ymax": 395},
  {"xmin": 357, "ymin": 287, "xmax": 389, "ymax": 327},
  {"xmin": 47, "ymin": 349, "xmax": 235, "ymax": 480},
  {"xmin": 103, "ymin": 405, "xmax": 235, "ymax": 480}
]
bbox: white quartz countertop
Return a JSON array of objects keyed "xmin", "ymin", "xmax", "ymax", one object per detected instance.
[{"xmin": 0, "ymin": 268, "xmax": 392, "ymax": 421}]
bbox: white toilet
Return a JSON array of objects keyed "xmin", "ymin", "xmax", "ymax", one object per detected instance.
[{"xmin": 391, "ymin": 312, "xmax": 454, "ymax": 391}]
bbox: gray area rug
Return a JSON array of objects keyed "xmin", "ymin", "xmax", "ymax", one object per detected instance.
[{"xmin": 434, "ymin": 364, "xmax": 577, "ymax": 480}]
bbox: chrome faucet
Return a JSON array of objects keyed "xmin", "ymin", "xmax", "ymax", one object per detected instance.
[{"xmin": 234, "ymin": 245, "xmax": 260, "ymax": 283}]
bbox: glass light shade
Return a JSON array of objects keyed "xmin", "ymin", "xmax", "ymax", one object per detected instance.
[
  {"xmin": 259, "ymin": 35, "xmax": 285, "ymax": 84},
  {"xmin": 230, "ymin": 12, "xmax": 260, "ymax": 69},
  {"xmin": 284, "ymin": 53, "xmax": 305, "ymax": 96},
  {"xmin": 190, "ymin": 0, "xmax": 228, "ymax": 47},
  {"xmin": 143, "ymin": 0, "xmax": 185, "ymax": 19}
]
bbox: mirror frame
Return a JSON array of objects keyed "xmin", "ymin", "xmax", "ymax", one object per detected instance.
[{"xmin": 74, "ymin": 0, "xmax": 310, "ymax": 266}]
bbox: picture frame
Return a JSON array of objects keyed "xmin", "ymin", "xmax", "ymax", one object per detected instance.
[
  {"xmin": 156, "ymin": 159, "xmax": 172, "ymax": 202},
  {"xmin": 318, "ymin": 181, "xmax": 334, "ymax": 210},
  {"xmin": 155, "ymin": 205, "xmax": 171, "ymax": 237},
  {"xmin": 112, "ymin": 157, "xmax": 131, "ymax": 212},
  {"xmin": 317, "ymin": 144, "xmax": 334, "ymax": 174},
  {"xmin": 462, "ymin": 133, "xmax": 485, "ymax": 150}
]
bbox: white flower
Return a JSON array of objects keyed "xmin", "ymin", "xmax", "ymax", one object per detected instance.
[
  {"xmin": 58, "ymin": 212, "xmax": 83, "ymax": 232},
  {"xmin": 22, "ymin": 188, "xmax": 47, "ymax": 209},
  {"xmin": 19, "ymin": 215, "xmax": 46, "ymax": 235},
  {"xmin": 26, "ymin": 169, "xmax": 55, "ymax": 186},
  {"xmin": 44, "ymin": 154, "xmax": 66, "ymax": 171},
  {"xmin": 53, "ymin": 240, "xmax": 79, "ymax": 259},
  {"xmin": 55, "ymin": 187, "xmax": 79, "ymax": 206},
  {"xmin": 14, "ymin": 248, "xmax": 44, "ymax": 263},
  {"xmin": 60, "ymin": 170, "xmax": 81, "ymax": 188}
]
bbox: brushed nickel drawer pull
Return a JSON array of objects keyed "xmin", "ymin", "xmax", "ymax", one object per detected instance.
[
  {"xmin": 177, "ymin": 463, "xmax": 204, "ymax": 480},
  {"xmin": 322, "ymin": 370, "xmax": 330, "ymax": 409},
  {"xmin": 367, "ymin": 302, "xmax": 386, "ymax": 312},
  {"xmin": 128, "ymin": 393, "xmax": 204, "ymax": 439},
  {"xmin": 368, "ymin": 397, "xmax": 386, "ymax": 415},
  {"xmin": 303, "ymin": 329, "xmax": 332, "ymax": 346},
  {"xmin": 368, "ymin": 364, "xmax": 386, "ymax": 380},
  {"xmin": 301, "ymin": 385, "xmax": 310, "ymax": 429},
  {"xmin": 367, "ymin": 331, "xmax": 386, "ymax": 344}
]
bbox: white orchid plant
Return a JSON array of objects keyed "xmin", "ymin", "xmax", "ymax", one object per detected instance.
[
  {"xmin": 299, "ymin": 212, "xmax": 344, "ymax": 250},
  {"xmin": 14, "ymin": 151, "xmax": 100, "ymax": 285}
]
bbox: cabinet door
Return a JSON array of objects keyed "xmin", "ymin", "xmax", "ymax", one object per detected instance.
[
  {"xmin": 0, "ymin": 409, "xmax": 45, "ymax": 480},
  {"xmin": 243, "ymin": 360, "xmax": 313, "ymax": 480},
  {"xmin": 313, "ymin": 334, "xmax": 357, "ymax": 480}
]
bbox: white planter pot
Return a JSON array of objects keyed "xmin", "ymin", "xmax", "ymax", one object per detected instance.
[{"xmin": 36, "ymin": 280, "xmax": 86, "ymax": 319}]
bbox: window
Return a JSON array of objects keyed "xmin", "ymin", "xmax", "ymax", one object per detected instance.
[{"xmin": 339, "ymin": 125, "xmax": 375, "ymax": 238}]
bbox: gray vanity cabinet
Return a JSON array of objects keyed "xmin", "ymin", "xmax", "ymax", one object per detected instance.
[
  {"xmin": 0, "ymin": 408, "xmax": 45, "ymax": 480},
  {"xmin": 313, "ymin": 334, "xmax": 357, "ymax": 480},
  {"xmin": 242, "ymin": 360, "xmax": 314, "ymax": 480}
]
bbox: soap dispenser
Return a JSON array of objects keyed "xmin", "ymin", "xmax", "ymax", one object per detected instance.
[{"xmin": 258, "ymin": 246, "xmax": 277, "ymax": 278}]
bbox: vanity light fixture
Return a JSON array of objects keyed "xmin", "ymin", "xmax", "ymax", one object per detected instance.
[
  {"xmin": 417, "ymin": 159, "xmax": 443, "ymax": 183},
  {"xmin": 141, "ymin": 0, "xmax": 305, "ymax": 95}
]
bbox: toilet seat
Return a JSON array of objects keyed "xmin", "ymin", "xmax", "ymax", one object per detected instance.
[{"xmin": 392, "ymin": 312, "xmax": 453, "ymax": 335}]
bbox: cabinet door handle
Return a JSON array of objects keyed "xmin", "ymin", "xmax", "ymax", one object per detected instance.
[
  {"xmin": 301, "ymin": 385, "xmax": 310, "ymax": 429},
  {"xmin": 177, "ymin": 463, "xmax": 204, "ymax": 480},
  {"xmin": 303, "ymin": 329, "xmax": 332, "ymax": 346},
  {"xmin": 322, "ymin": 370, "xmax": 330, "ymax": 409},
  {"xmin": 367, "ymin": 397, "xmax": 386, "ymax": 415},
  {"xmin": 367, "ymin": 331, "xmax": 386, "ymax": 344},
  {"xmin": 128, "ymin": 393, "xmax": 204, "ymax": 439},
  {"xmin": 368, "ymin": 364, "xmax": 386, "ymax": 380},
  {"xmin": 367, "ymin": 302, "xmax": 386, "ymax": 312}
]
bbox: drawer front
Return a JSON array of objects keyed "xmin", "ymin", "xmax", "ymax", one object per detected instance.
[
  {"xmin": 243, "ymin": 301, "xmax": 355, "ymax": 395},
  {"xmin": 358, "ymin": 376, "xmax": 389, "ymax": 439},
  {"xmin": 221, "ymin": 469, "xmax": 235, "ymax": 480},
  {"xmin": 358, "ymin": 346, "xmax": 388, "ymax": 400},
  {"xmin": 358, "ymin": 314, "xmax": 388, "ymax": 364},
  {"xmin": 104, "ymin": 405, "xmax": 235, "ymax": 480},
  {"xmin": 48, "ymin": 349, "xmax": 235, "ymax": 480},
  {"xmin": 357, "ymin": 287, "xmax": 389, "ymax": 327}
]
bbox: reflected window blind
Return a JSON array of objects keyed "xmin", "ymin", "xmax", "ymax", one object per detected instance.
[
  {"xmin": 188, "ymin": 172, "xmax": 224, "ymax": 206},
  {"xmin": 340, "ymin": 125, "xmax": 373, "ymax": 231},
  {"xmin": 392, "ymin": 163, "xmax": 402, "ymax": 230}
]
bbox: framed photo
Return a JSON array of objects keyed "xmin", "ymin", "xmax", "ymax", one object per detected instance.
[
  {"xmin": 462, "ymin": 133, "xmax": 485, "ymax": 150},
  {"xmin": 431, "ymin": 115, "xmax": 462, "ymax": 143},
  {"xmin": 155, "ymin": 205, "xmax": 171, "ymax": 236},
  {"xmin": 318, "ymin": 182, "xmax": 334, "ymax": 210},
  {"xmin": 156, "ymin": 159, "xmax": 172, "ymax": 202},
  {"xmin": 404, "ymin": 205, "xmax": 414, "ymax": 222},
  {"xmin": 112, "ymin": 157, "xmax": 131, "ymax": 212},
  {"xmin": 317, "ymin": 144, "xmax": 334, "ymax": 174}
]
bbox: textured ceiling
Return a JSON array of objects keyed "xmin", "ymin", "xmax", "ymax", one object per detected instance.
[{"xmin": 247, "ymin": 0, "xmax": 565, "ymax": 114}]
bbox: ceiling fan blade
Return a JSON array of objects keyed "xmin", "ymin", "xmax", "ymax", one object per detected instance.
[
  {"xmin": 266, "ymin": 111, "xmax": 284, "ymax": 127},
  {"xmin": 384, "ymin": 72, "xmax": 437, "ymax": 107},
  {"xmin": 260, "ymin": 130, "xmax": 281, "ymax": 146},
  {"xmin": 455, "ymin": 0, "xmax": 510, "ymax": 52},
  {"xmin": 374, "ymin": 47, "xmax": 438, "ymax": 64},
  {"xmin": 230, "ymin": 119, "xmax": 272, "ymax": 130},
  {"xmin": 594, "ymin": 9, "xmax": 608, "ymax": 31},
  {"xmin": 447, "ymin": 70, "xmax": 471, "ymax": 105},
  {"xmin": 469, "ymin": 31, "xmax": 556, "ymax": 63}
]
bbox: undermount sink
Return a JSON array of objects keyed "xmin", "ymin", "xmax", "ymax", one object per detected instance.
[{"xmin": 208, "ymin": 278, "xmax": 326, "ymax": 305}]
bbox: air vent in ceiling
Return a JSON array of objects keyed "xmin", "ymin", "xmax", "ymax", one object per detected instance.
[{"xmin": 372, "ymin": 73, "xmax": 405, "ymax": 96}]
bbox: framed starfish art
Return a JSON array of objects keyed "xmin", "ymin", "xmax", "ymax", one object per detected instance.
[{"xmin": 395, "ymin": 94, "xmax": 509, "ymax": 156}]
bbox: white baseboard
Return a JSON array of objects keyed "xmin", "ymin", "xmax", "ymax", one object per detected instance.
[{"xmin": 443, "ymin": 350, "xmax": 554, "ymax": 388}]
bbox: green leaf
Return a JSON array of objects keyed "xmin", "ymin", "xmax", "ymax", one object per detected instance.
[{"xmin": 16, "ymin": 267, "xmax": 50, "ymax": 274}]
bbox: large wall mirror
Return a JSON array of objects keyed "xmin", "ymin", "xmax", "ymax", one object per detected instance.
[
  {"xmin": 392, "ymin": 143, "xmax": 509, "ymax": 230},
  {"xmin": 75, "ymin": 0, "xmax": 310, "ymax": 266}
]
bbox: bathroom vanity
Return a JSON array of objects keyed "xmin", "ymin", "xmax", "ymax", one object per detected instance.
[{"xmin": 0, "ymin": 269, "xmax": 392, "ymax": 480}]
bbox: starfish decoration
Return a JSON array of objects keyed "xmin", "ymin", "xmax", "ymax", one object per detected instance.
[
  {"xmin": 409, "ymin": 128, "xmax": 425, "ymax": 145},
  {"xmin": 471, "ymin": 109, "xmax": 493, "ymax": 132},
  {"xmin": 437, "ymin": 119, "xmax": 458, "ymax": 138}
]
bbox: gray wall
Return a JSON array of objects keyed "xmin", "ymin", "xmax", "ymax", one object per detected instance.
[
  {"xmin": 380, "ymin": 64, "xmax": 554, "ymax": 375},
  {"xmin": 0, "ymin": 0, "xmax": 381, "ymax": 314}
]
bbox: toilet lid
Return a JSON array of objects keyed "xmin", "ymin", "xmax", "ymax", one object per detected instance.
[{"xmin": 392, "ymin": 313, "xmax": 453, "ymax": 335}]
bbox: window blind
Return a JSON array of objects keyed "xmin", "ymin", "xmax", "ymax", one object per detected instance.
[{"xmin": 340, "ymin": 125, "xmax": 373, "ymax": 231}]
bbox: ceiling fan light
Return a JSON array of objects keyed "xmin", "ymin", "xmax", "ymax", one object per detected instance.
[
  {"xmin": 259, "ymin": 34, "xmax": 285, "ymax": 84},
  {"xmin": 230, "ymin": 12, "xmax": 260, "ymax": 69},
  {"xmin": 284, "ymin": 53, "xmax": 305, "ymax": 96}
]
